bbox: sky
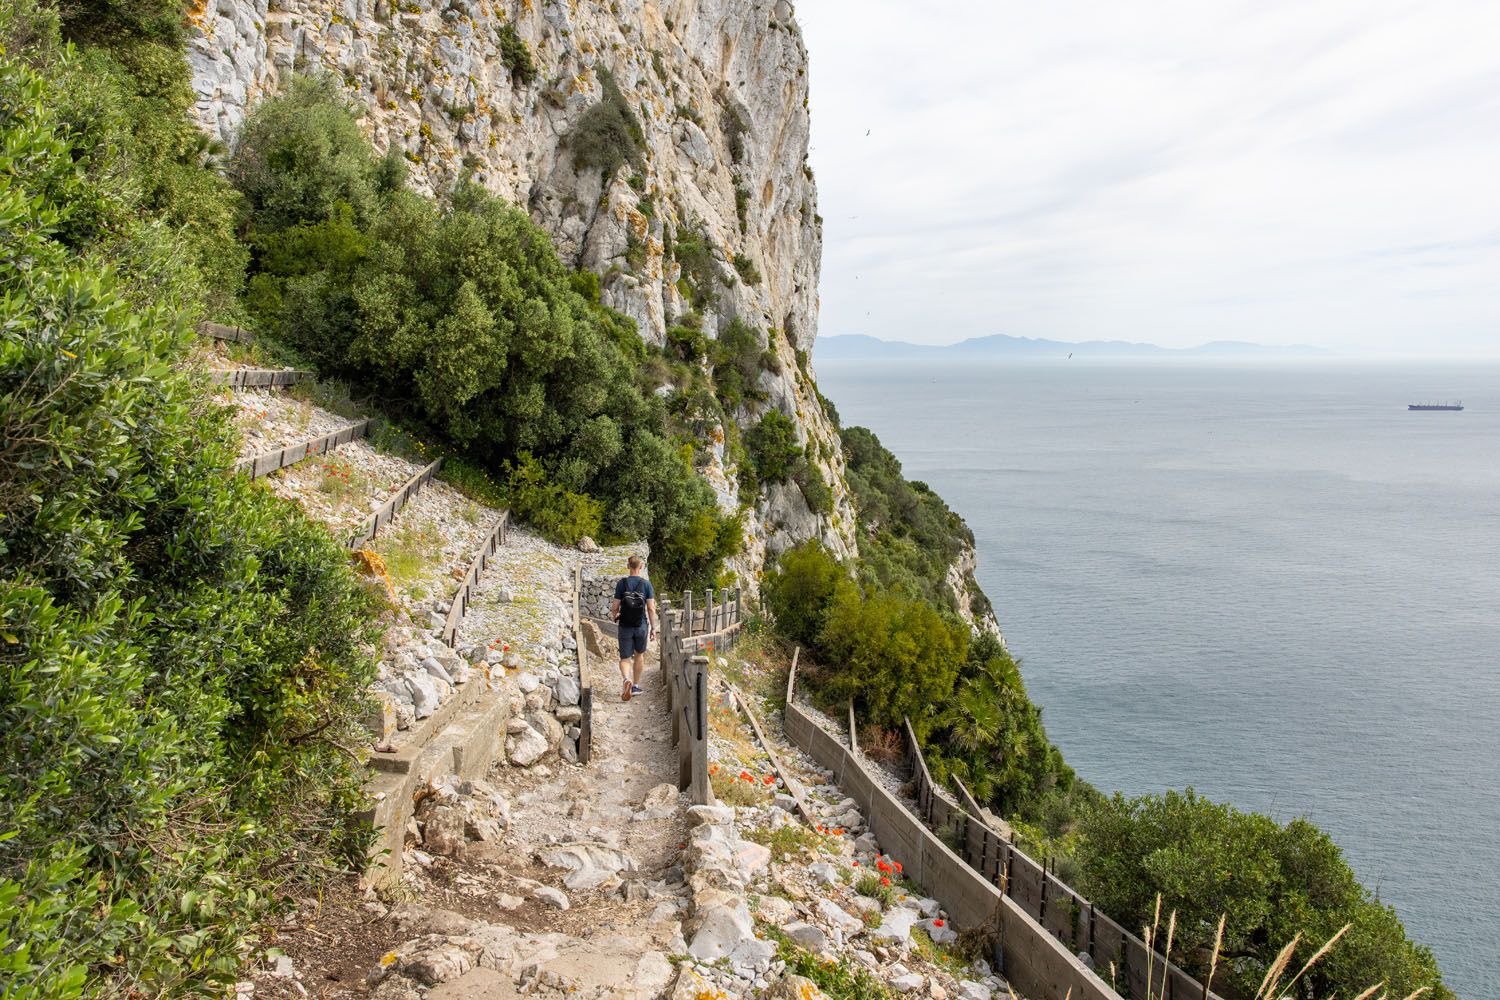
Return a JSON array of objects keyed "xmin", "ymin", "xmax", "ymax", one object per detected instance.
[{"xmin": 795, "ymin": 0, "xmax": 1500, "ymax": 356}]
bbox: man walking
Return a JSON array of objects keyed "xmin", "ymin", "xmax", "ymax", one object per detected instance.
[{"xmin": 611, "ymin": 555, "xmax": 656, "ymax": 701}]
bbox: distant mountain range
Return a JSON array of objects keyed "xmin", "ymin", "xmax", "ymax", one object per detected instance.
[{"xmin": 815, "ymin": 333, "xmax": 1327, "ymax": 361}]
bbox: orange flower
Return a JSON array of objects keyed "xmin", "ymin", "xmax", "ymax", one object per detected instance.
[
  {"xmin": 851, "ymin": 861, "xmax": 859, "ymax": 867},
  {"xmin": 880, "ymin": 876, "xmax": 891, "ymax": 886},
  {"xmin": 933, "ymin": 919, "xmax": 945, "ymax": 927},
  {"xmin": 893, "ymin": 861, "xmax": 903, "ymax": 873},
  {"xmin": 762, "ymin": 775, "xmax": 775, "ymax": 786},
  {"xmin": 739, "ymin": 771, "xmax": 752, "ymax": 782}
]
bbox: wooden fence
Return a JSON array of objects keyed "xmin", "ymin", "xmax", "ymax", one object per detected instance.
[
  {"xmin": 658, "ymin": 588, "xmax": 743, "ymax": 804},
  {"xmin": 234, "ymin": 419, "xmax": 371, "ymax": 479},
  {"xmin": 437, "ymin": 512, "xmax": 509, "ymax": 648},
  {"xmin": 782, "ymin": 657, "xmax": 1116, "ymax": 1000},
  {"xmin": 899, "ymin": 717, "xmax": 1225, "ymax": 1000},
  {"xmin": 346, "ymin": 458, "xmax": 443, "ymax": 549},
  {"xmin": 572, "ymin": 565, "xmax": 593, "ymax": 764},
  {"xmin": 198, "ymin": 321, "xmax": 254, "ymax": 344},
  {"xmin": 211, "ymin": 368, "xmax": 311, "ymax": 388},
  {"xmin": 675, "ymin": 586, "xmax": 743, "ymax": 637}
]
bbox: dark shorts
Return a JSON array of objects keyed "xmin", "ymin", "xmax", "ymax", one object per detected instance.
[{"xmin": 618, "ymin": 624, "xmax": 649, "ymax": 659}]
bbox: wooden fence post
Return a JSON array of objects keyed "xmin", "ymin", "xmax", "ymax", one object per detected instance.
[{"xmin": 689, "ymin": 654, "xmax": 710, "ymax": 804}]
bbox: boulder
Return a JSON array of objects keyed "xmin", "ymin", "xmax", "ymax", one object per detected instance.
[
  {"xmin": 577, "ymin": 536, "xmax": 600, "ymax": 553},
  {"xmin": 556, "ymin": 674, "xmax": 580, "ymax": 706},
  {"xmin": 527, "ymin": 709, "xmax": 565, "ymax": 750},
  {"xmin": 532, "ymin": 886, "xmax": 569, "ymax": 910},
  {"xmin": 506, "ymin": 722, "xmax": 549, "ymax": 766},
  {"xmin": 891, "ymin": 973, "xmax": 926, "ymax": 994},
  {"xmin": 539, "ymin": 843, "xmax": 635, "ymax": 889},
  {"xmin": 816, "ymin": 898, "xmax": 864, "ymax": 938},
  {"xmin": 784, "ymin": 921, "xmax": 828, "ymax": 952},
  {"xmin": 686, "ymin": 892, "xmax": 775, "ymax": 970},
  {"xmin": 867, "ymin": 906, "xmax": 920, "ymax": 944},
  {"xmin": 420, "ymin": 801, "xmax": 467, "ymax": 858}
]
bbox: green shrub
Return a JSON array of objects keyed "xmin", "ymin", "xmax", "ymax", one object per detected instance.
[
  {"xmin": 1077, "ymin": 790, "xmax": 1452, "ymax": 1000},
  {"xmin": 710, "ymin": 317, "xmax": 766, "ymax": 409},
  {"xmin": 569, "ymin": 67, "xmax": 644, "ymax": 178},
  {"xmin": 497, "ymin": 23, "xmax": 537, "ymax": 84},
  {"xmin": 840, "ymin": 424, "xmax": 973, "ymax": 610},
  {"xmin": 719, "ymin": 94, "xmax": 749, "ymax": 164},
  {"xmin": 762, "ymin": 542, "xmax": 845, "ymax": 649},
  {"xmin": 505, "ymin": 452, "xmax": 604, "ymax": 545},
  {"xmin": 746, "ymin": 410, "xmax": 802, "ymax": 482},
  {"xmin": 666, "ymin": 321, "xmax": 708, "ymax": 362},
  {"xmin": 232, "ymin": 74, "xmax": 406, "ymax": 234},
  {"xmin": 732, "ymin": 252, "xmax": 760, "ymax": 284},
  {"xmin": 673, "ymin": 225, "xmax": 722, "ymax": 308},
  {"xmin": 1, "ymin": 40, "xmax": 378, "ymax": 995},
  {"xmin": 794, "ymin": 460, "xmax": 833, "ymax": 516}
]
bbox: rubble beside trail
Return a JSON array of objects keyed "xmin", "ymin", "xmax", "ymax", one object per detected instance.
[{"xmin": 250, "ymin": 635, "xmax": 693, "ymax": 1000}]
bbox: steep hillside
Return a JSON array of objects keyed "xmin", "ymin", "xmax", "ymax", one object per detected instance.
[{"xmin": 187, "ymin": 0, "xmax": 857, "ymax": 575}]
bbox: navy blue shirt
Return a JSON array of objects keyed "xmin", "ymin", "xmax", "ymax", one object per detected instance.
[{"xmin": 614, "ymin": 575, "xmax": 654, "ymax": 603}]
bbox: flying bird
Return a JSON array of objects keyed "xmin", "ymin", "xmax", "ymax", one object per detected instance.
[{"xmin": 865, "ymin": 129, "xmax": 871, "ymax": 136}]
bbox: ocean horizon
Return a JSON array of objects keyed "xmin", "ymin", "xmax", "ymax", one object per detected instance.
[{"xmin": 816, "ymin": 357, "xmax": 1500, "ymax": 998}]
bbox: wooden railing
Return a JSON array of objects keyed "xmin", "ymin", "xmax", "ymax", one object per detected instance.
[
  {"xmin": 658, "ymin": 588, "xmax": 742, "ymax": 804},
  {"xmin": 438, "ymin": 512, "xmax": 509, "ymax": 648},
  {"xmin": 347, "ymin": 459, "xmax": 442, "ymax": 549},
  {"xmin": 198, "ymin": 321, "xmax": 254, "ymax": 344},
  {"xmin": 572, "ymin": 565, "xmax": 593, "ymax": 764},
  {"xmin": 674, "ymin": 586, "xmax": 743, "ymax": 636},
  {"xmin": 234, "ymin": 419, "xmax": 371, "ymax": 479},
  {"xmin": 899, "ymin": 717, "xmax": 1225, "ymax": 1000},
  {"xmin": 211, "ymin": 368, "xmax": 311, "ymax": 388}
]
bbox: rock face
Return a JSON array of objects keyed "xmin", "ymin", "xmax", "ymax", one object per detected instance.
[{"xmin": 186, "ymin": 0, "xmax": 857, "ymax": 572}]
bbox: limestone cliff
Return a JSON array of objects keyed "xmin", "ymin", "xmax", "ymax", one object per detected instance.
[{"xmin": 186, "ymin": 0, "xmax": 856, "ymax": 579}]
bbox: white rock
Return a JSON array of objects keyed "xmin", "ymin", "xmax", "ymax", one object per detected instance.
[
  {"xmin": 506, "ymin": 722, "xmax": 549, "ymax": 766},
  {"xmin": 784, "ymin": 921, "xmax": 828, "ymax": 952},
  {"xmin": 807, "ymin": 861, "xmax": 839, "ymax": 885},
  {"xmin": 540, "ymin": 843, "xmax": 635, "ymax": 889},
  {"xmin": 867, "ymin": 906, "xmax": 920, "ymax": 944},
  {"xmin": 816, "ymin": 898, "xmax": 863, "ymax": 937},
  {"xmin": 956, "ymin": 982, "xmax": 992, "ymax": 1000},
  {"xmin": 920, "ymin": 917, "xmax": 958, "ymax": 945},
  {"xmin": 532, "ymin": 886, "xmax": 569, "ymax": 910},
  {"xmin": 890, "ymin": 972, "xmax": 925, "ymax": 994}
]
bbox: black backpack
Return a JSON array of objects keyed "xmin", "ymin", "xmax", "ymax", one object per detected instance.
[{"xmin": 618, "ymin": 578, "xmax": 647, "ymax": 627}]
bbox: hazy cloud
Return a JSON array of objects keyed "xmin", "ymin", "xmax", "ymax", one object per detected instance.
[{"xmin": 797, "ymin": 0, "xmax": 1500, "ymax": 355}]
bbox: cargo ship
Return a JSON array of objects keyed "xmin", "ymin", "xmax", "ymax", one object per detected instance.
[{"xmin": 1408, "ymin": 402, "xmax": 1464, "ymax": 411}]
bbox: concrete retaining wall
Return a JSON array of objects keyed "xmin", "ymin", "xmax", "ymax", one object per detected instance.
[{"xmin": 783, "ymin": 692, "xmax": 1118, "ymax": 1000}]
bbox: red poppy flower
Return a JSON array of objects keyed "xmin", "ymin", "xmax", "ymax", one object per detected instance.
[
  {"xmin": 894, "ymin": 862, "xmax": 903, "ymax": 873},
  {"xmin": 762, "ymin": 775, "xmax": 775, "ymax": 785},
  {"xmin": 851, "ymin": 861, "xmax": 860, "ymax": 867},
  {"xmin": 880, "ymin": 876, "xmax": 891, "ymax": 886},
  {"xmin": 933, "ymin": 919, "xmax": 945, "ymax": 927}
]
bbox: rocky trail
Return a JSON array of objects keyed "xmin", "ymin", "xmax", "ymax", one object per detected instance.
[{"xmin": 250, "ymin": 637, "xmax": 692, "ymax": 1000}]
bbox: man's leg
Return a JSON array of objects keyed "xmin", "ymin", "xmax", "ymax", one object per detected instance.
[
  {"xmin": 632, "ymin": 650, "xmax": 646, "ymax": 686},
  {"xmin": 619, "ymin": 633, "xmax": 634, "ymax": 700}
]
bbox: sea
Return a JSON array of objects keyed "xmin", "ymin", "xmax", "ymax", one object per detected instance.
[{"xmin": 815, "ymin": 358, "xmax": 1499, "ymax": 999}]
